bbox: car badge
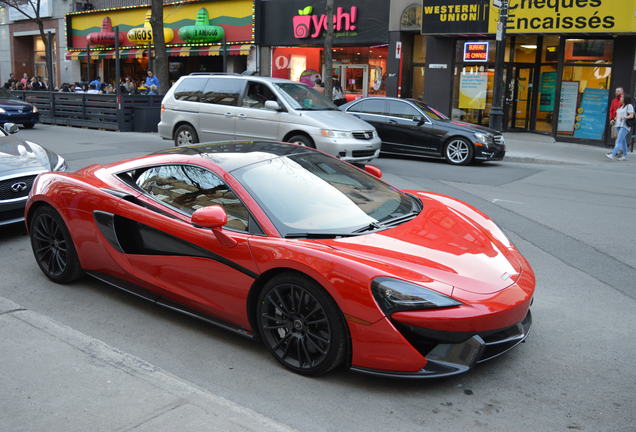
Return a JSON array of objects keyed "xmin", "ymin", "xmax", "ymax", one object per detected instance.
[
  {"xmin": 11, "ymin": 182, "xmax": 28, "ymax": 192},
  {"xmin": 365, "ymin": 132, "xmax": 371, "ymax": 139}
]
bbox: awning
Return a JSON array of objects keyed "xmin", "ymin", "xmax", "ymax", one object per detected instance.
[{"xmin": 65, "ymin": 44, "xmax": 252, "ymax": 60}]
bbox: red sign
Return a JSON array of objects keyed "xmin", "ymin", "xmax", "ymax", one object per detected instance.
[{"xmin": 463, "ymin": 41, "xmax": 489, "ymax": 62}]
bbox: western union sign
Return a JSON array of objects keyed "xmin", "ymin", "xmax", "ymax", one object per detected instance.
[{"xmin": 422, "ymin": 0, "xmax": 636, "ymax": 34}]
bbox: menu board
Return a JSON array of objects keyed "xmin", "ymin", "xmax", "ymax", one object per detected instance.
[
  {"xmin": 573, "ymin": 88, "xmax": 609, "ymax": 140},
  {"xmin": 557, "ymin": 81, "xmax": 579, "ymax": 133},
  {"xmin": 458, "ymin": 72, "xmax": 488, "ymax": 110},
  {"xmin": 539, "ymin": 71, "xmax": 557, "ymax": 112}
]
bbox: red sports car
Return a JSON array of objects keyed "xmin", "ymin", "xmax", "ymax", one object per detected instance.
[{"xmin": 26, "ymin": 142, "xmax": 534, "ymax": 378}]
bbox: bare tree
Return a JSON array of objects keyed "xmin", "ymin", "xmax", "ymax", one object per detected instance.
[
  {"xmin": 323, "ymin": 0, "xmax": 334, "ymax": 100},
  {"xmin": 149, "ymin": 0, "xmax": 169, "ymax": 95},
  {"xmin": 0, "ymin": 0, "xmax": 54, "ymax": 89}
]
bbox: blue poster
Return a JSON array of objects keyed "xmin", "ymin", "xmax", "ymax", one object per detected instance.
[
  {"xmin": 573, "ymin": 88, "xmax": 609, "ymax": 140},
  {"xmin": 539, "ymin": 71, "xmax": 557, "ymax": 112}
]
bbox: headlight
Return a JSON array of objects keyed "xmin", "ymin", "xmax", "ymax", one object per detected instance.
[
  {"xmin": 321, "ymin": 129, "xmax": 353, "ymax": 139},
  {"xmin": 371, "ymin": 277, "xmax": 461, "ymax": 315},
  {"xmin": 474, "ymin": 132, "xmax": 489, "ymax": 144},
  {"xmin": 52, "ymin": 155, "xmax": 67, "ymax": 171},
  {"xmin": 0, "ymin": 107, "xmax": 5, "ymax": 114},
  {"xmin": 32, "ymin": 106, "xmax": 38, "ymax": 113}
]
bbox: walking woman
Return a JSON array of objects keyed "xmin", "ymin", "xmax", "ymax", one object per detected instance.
[{"xmin": 606, "ymin": 94, "xmax": 634, "ymax": 161}]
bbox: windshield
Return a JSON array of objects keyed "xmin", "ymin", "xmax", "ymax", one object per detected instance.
[
  {"xmin": 410, "ymin": 100, "xmax": 449, "ymax": 121},
  {"xmin": 233, "ymin": 152, "xmax": 417, "ymax": 236},
  {"xmin": 274, "ymin": 83, "xmax": 337, "ymax": 111}
]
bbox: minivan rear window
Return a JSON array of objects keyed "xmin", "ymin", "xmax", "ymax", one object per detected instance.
[
  {"xmin": 201, "ymin": 78, "xmax": 245, "ymax": 106},
  {"xmin": 174, "ymin": 78, "xmax": 208, "ymax": 102}
]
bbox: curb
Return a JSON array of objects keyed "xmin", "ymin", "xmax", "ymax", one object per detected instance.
[{"xmin": 503, "ymin": 155, "xmax": 588, "ymax": 166}]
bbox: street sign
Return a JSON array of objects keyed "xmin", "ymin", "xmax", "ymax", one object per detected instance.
[{"xmin": 395, "ymin": 41, "xmax": 402, "ymax": 59}]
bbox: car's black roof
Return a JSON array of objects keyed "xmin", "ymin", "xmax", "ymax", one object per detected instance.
[{"xmin": 153, "ymin": 141, "xmax": 312, "ymax": 172}]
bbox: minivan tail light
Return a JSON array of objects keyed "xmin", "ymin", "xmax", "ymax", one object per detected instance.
[{"xmin": 161, "ymin": 104, "xmax": 166, "ymax": 113}]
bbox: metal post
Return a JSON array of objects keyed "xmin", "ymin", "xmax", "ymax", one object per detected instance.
[
  {"xmin": 114, "ymin": 25, "xmax": 123, "ymax": 129},
  {"xmin": 46, "ymin": 31, "xmax": 55, "ymax": 115},
  {"xmin": 86, "ymin": 43, "xmax": 91, "ymax": 82},
  {"xmin": 489, "ymin": 1, "xmax": 508, "ymax": 132},
  {"xmin": 222, "ymin": 36, "xmax": 228, "ymax": 73}
]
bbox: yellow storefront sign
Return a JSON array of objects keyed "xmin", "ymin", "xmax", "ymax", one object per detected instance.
[{"xmin": 489, "ymin": 0, "xmax": 636, "ymax": 34}]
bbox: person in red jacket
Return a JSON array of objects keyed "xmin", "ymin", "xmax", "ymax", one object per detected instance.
[{"xmin": 609, "ymin": 87, "xmax": 624, "ymax": 139}]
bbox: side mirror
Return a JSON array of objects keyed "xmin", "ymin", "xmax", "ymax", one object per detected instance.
[
  {"xmin": 191, "ymin": 205, "xmax": 237, "ymax": 248},
  {"xmin": 3, "ymin": 122, "xmax": 19, "ymax": 134},
  {"xmin": 364, "ymin": 165, "xmax": 383, "ymax": 179},
  {"xmin": 413, "ymin": 116, "xmax": 425, "ymax": 126},
  {"xmin": 264, "ymin": 100, "xmax": 282, "ymax": 111}
]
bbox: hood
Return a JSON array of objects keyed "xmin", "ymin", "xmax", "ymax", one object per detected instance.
[
  {"xmin": 440, "ymin": 120, "xmax": 500, "ymax": 136},
  {"xmin": 318, "ymin": 195, "xmax": 523, "ymax": 295},
  {"xmin": 298, "ymin": 109, "xmax": 375, "ymax": 131},
  {"xmin": 0, "ymin": 98, "xmax": 32, "ymax": 110},
  {"xmin": 0, "ymin": 136, "xmax": 53, "ymax": 177}
]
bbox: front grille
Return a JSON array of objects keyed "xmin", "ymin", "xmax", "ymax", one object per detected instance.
[
  {"xmin": 0, "ymin": 207, "xmax": 25, "ymax": 221},
  {"xmin": 477, "ymin": 311, "xmax": 531, "ymax": 363},
  {"xmin": 352, "ymin": 149, "xmax": 376, "ymax": 158},
  {"xmin": 352, "ymin": 131, "xmax": 374, "ymax": 140},
  {"xmin": 0, "ymin": 175, "xmax": 37, "ymax": 200},
  {"xmin": 493, "ymin": 135, "xmax": 504, "ymax": 145}
]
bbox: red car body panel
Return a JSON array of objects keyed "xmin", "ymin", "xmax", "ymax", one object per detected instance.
[{"xmin": 25, "ymin": 143, "xmax": 535, "ymax": 377}]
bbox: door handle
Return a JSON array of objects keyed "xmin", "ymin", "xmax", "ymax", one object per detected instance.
[
  {"xmin": 237, "ymin": 113, "xmax": 247, "ymax": 119},
  {"xmin": 224, "ymin": 112, "xmax": 234, "ymax": 117},
  {"xmin": 388, "ymin": 119, "xmax": 398, "ymax": 125}
]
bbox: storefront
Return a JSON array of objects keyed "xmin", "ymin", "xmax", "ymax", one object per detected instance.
[
  {"xmin": 65, "ymin": 0, "xmax": 255, "ymax": 87},
  {"xmin": 394, "ymin": 0, "xmax": 635, "ymax": 145},
  {"xmin": 256, "ymin": 0, "xmax": 389, "ymax": 101}
]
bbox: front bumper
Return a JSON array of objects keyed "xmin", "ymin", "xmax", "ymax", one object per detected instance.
[
  {"xmin": 311, "ymin": 133, "xmax": 381, "ymax": 163},
  {"xmin": 475, "ymin": 146, "xmax": 506, "ymax": 161},
  {"xmin": 0, "ymin": 112, "xmax": 39, "ymax": 125},
  {"xmin": 351, "ymin": 311, "xmax": 532, "ymax": 379},
  {"xmin": 0, "ymin": 196, "xmax": 28, "ymax": 226}
]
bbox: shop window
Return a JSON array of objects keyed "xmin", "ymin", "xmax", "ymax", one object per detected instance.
[
  {"xmin": 413, "ymin": 35, "xmax": 426, "ymax": 64},
  {"xmin": 386, "ymin": 100, "xmax": 420, "ymax": 119},
  {"xmin": 557, "ymin": 65, "xmax": 612, "ymax": 140},
  {"xmin": 201, "ymin": 78, "xmax": 244, "ymax": 106},
  {"xmin": 348, "ymin": 98, "xmax": 386, "ymax": 115},
  {"xmin": 174, "ymin": 78, "xmax": 208, "ymax": 102},
  {"xmin": 534, "ymin": 65, "xmax": 558, "ymax": 133},
  {"xmin": 564, "ymin": 39, "xmax": 613, "ymax": 64},
  {"xmin": 452, "ymin": 65, "xmax": 496, "ymax": 127},
  {"xmin": 541, "ymin": 36, "xmax": 560, "ymax": 62},
  {"xmin": 243, "ymin": 82, "xmax": 277, "ymax": 109},
  {"xmin": 513, "ymin": 36, "xmax": 538, "ymax": 63}
]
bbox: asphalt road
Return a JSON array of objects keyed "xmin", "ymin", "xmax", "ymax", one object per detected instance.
[{"xmin": 2, "ymin": 125, "xmax": 635, "ymax": 432}]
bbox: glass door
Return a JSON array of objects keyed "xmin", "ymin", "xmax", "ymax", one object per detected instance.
[
  {"xmin": 342, "ymin": 64, "xmax": 369, "ymax": 99},
  {"xmin": 506, "ymin": 65, "xmax": 534, "ymax": 130}
]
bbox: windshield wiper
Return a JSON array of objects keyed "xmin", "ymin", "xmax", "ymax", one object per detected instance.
[
  {"xmin": 378, "ymin": 211, "xmax": 419, "ymax": 227},
  {"xmin": 284, "ymin": 232, "xmax": 360, "ymax": 239},
  {"xmin": 352, "ymin": 221, "xmax": 384, "ymax": 233}
]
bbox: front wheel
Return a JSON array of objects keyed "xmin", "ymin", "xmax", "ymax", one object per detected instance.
[
  {"xmin": 23, "ymin": 122, "xmax": 35, "ymax": 129},
  {"xmin": 444, "ymin": 137, "xmax": 474, "ymax": 165},
  {"xmin": 287, "ymin": 134, "xmax": 315, "ymax": 148},
  {"xmin": 174, "ymin": 124, "xmax": 199, "ymax": 147},
  {"xmin": 256, "ymin": 273, "xmax": 348, "ymax": 376},
  {"xmin": 30, "ymin": 206, "xmax": 83, "ymax": 283}
]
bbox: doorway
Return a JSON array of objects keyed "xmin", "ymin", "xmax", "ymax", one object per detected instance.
[
  {"xmin": 506, "ymin": 64, "xmax": 534, "ymax": 130},
  {"xmin": 327, "ymin": 63, "xmax": 369, "ymax": 99}
]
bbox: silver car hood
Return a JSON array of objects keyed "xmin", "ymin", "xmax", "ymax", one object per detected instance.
[
  {"xmin": 0, "ymin": 136, "xmax": 51, "ymax": 178},
  {"xmin": 297, "ymin": 109, "xmax": 375, "ymax": 131}
]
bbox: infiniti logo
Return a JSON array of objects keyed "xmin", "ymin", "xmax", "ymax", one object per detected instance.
[{"xmin": 11, "ymin": 182, "xmax": 28, "ymax": 193}]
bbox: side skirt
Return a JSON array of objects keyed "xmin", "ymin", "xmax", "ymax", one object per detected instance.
[{"xmin": 86, "ymin": 271, "xmax": 256, "ymax": 340}]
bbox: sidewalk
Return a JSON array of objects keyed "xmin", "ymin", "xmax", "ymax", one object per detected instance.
[
  {"xmin": 502, "ymin": 132, "xmax": 633, "ymax": 165},
  {"xmin": 0, "ymin": 296, "xmax": 297, "ymax": 432}
]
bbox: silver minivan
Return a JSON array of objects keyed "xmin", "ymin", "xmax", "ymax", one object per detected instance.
[{"xmin": 158, "ymin": 74, "xmax": 381, "ymax": 163}]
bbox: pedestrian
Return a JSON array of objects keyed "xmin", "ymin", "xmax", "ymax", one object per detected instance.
[
  {"xmin": 606, "ymin": 94, "xmax": 634, "ymax": 161},
  {"xmin": 145, "ymin": 70, "xmax": 159, "ymax": 90},
  {"xmin": 148, "ymin": 84, "xmax": 158, "ymax": 95},
  {"xmin": 313, "ymin": 79, "xmax": 324, "ymax": 94},
  {"xmin": 332, "ymin": 80, "xmax": 346, "ymax": 106},
  {"xmin": 86, "ymin": 83, "xmax": 100, "ymax": 94},
  {"xmin": 609, "ymin": 87, "xmax": 624, "ymax": 140},
  {"xmin": 4, "ymin": 73, "xmax": 17, "ymax": 89},
  {"xmin": 90, "ymin": 76, "xmax": 102, "ymax": 91},
  {"xmin": 20, "ymin": 73, "xmax": 28, "ymax": 87}
]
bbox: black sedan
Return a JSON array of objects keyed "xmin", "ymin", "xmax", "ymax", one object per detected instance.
[
  {"xmin": 0, "ymin": 122, "xmax": 66, "ymax": 226},
  {"xmin": 340, "ymin": 97, "xmax": 505, "ymax": 165},
  {"xmin": 0, "ymin": 88, "xmax": 40, "ymax": 129}
]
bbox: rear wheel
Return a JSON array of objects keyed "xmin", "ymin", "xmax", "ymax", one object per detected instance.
[
  {"xmin": 444, "ymin": 137, "xmax": 474, "ymax": 165},
  {"xmin": 23, "ymin": 122, "xmax": 35, "ymax": 129},
  {"xmin": 30, "ymin": 206, "xmax": 83, "ymax": 283},
  {"xmin": 287, "ymin": 134, "xmax": 315, "ymax": 148},
  {"xmin": 174, "ymin": 124, "xmax": 198, "ymax": 147},
  {"xmin": 256, "ymin": 273, "xmax": 347, "ymax": 376}
]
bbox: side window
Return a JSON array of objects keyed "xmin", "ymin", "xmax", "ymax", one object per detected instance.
[
  {"xmin": 135, "ymin": 165, "xmax": 249, "ymax": 232},
  {"xmin": 348, "ymin": 99, "xmax": 386, "ymax": 115},
  {"xmin": 201, "ymin": 78, "xmax": 244, "ymax": 106},
  {"xmin": 242, "ymin": 82, "xmax": 277, "ymax": 109},
  {"xmin": 173, "ymin": 78, "xmax": 208, "ymax": 102},
  {"xmin": 387, "ymin": 101, "xmax": 420, "ymax": 119}
]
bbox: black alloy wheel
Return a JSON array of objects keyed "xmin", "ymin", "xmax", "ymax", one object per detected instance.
[
  {"xmin": 30, "ymin": 206, "xmax": 83, "ymax": 283},
  {"xmin": 444, "ymin": 137, "xmax": 474, "ymax": 165},
  {"xmin": 256, "ymin": 273, "xmax": 347, "ymax": 376}
]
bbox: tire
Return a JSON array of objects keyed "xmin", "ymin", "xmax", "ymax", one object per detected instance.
[
  {"xmin": 29, "ymin": 206, "xmax": 83, "ymax": 284},
  {"xmin": 444, "ymin": 137, "xmax": 474, "ymax": 165},
  {"xmin": 174, "ymin": 124, "xmax": 199, "ymax": 147},
  {"xmin": 287, "ymin": 134, "xmax": 315, "ymax": 148},
  {"xmin": 23, "ymin": 122, "xmax": 35, "ymax": 129},
  {"xmin": 256, "ymin": 273, "xmax": 348, "ymax": 376}
]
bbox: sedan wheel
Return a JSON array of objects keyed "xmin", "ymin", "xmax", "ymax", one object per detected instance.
[
  {"xmin": 257, "ymin": 274, "xmax": 347, "ymax": 376},
  {"xmin": 30, "ymin": 206, "xmax": 83, "ymax": 283},
  {"xmin": 444, "ymin": 138, "xmax": 474, "ymax": 165}
]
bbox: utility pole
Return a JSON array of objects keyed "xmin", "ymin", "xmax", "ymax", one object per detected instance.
[
  {"xmin": 323, "ymin": 0, "xmax": 334, "ymax": 99},
  {"xmin": 489, "ymin": 0, "xmax": 508, "ymax": 132}
]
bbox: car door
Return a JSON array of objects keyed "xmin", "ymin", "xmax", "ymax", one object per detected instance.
[
  {"xmin": 109, "ymin": 164, "xmax": 259, "ymax": 330},
  {"xmin": 382, "ymin": 100, "xmax": 440, "ymax": 156},
  {"xmin": 198, "ymin": 78, "xmax": 246, "ymax": 141},
  {"xmin": 170, "ymin": 77, "xmax": 208, "ymax": 133},
  {"xmin": 234, "ymin": 81, "xmax": 281, "ymax": 141},
  {"xmin": 344, "ymin": 99, "xmax": 393, "ymax": 150}
]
